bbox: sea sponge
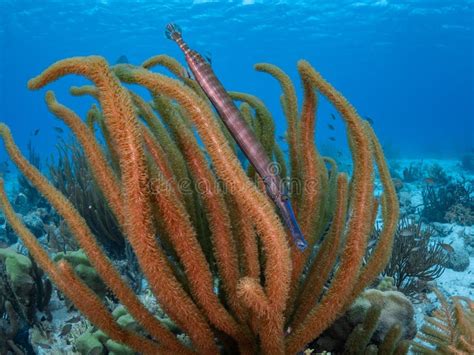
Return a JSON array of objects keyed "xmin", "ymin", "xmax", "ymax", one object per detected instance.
[
  {"xmin": 361, "ymin": 289, "xmax": 417, "ymax": 342},
  {"xmin": 313, "ymin": 288, "xmax": 416, "ymax": 353},
  {"xmin": 53, "ymin": 249, "xmax": 107, "ymax": 299},
  {"xmin": 0, "ymin": 248, "xmax": 35, "ymax": 314},
  {"xmin": 74, "ymin": 305, "xmax": 139, "ymax": 354}
]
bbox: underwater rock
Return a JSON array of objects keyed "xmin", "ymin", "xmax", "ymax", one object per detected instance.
[
  {"xmin": 312, "ymin": 288, "xmax": 416, "ymax": 352},
  {"xmin": 353, "ymin": 289, "xmax": 417, "ymax": 342},
  {"xmin": 392, "ymin": 178, "xmax": 403, "ymax": 192},
  {"xmin": 398, "ymin": 191, "xmax": 412, "ymax": 210},
  {"xmin": 459, "ymin": 227, "xmax": 474, "ymax": 256},
  {"xmin": 441, "ymin": 245, "xmax": 470, "ymax": 272},
  {"xmin": 0, "ymin": 248, "xmax": 35, "ymax": 310},
  {"xmin": 21, "ymin": 210, "xmax": 45, "ymax": 238},
  {"xmin": 13, "ymin": 192, "xmax": 29, "ymax": 215},
  {"xmin": 54, "ymin": 250, "xmax": 107, "ymax": 299},
  {"xmin": 397, "ymin": 190, "xmax": 423, "ymax": 218},
  {"xmin": 0, "ymin": 220, "xmax": 17, "ymax": 245}
]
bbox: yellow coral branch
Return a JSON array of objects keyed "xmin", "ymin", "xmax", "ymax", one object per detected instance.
[
  {"xmin": 290, "ymin": 173, "xmax": 349, "ymax": 328},
  {"xmin": 114, "ymin": 64, "xmax": 291, "ymax": 354},
  {"xmin": 254, "ymin": 63, "xmax": 300, "ymax": 191},
  {"xmin": 8, "ymin": 53, "xmax": 397, "ymax": 354},
  {"xmin": 28, "ymin": 56, "xmax": 219, "ymax": 354},
  {"xmin": 0, "ymin": 180, "xmax": 173, "ymax": 354},
  {"xmin": 44, "ymin": 91, "xmax": 124, "ymax": 225},
  {"xmin": 142, "ymin": 54, "xmax": 205, "ymax": 97},
  {"xmin": 285, "ymin": 60, "xmax": 374, "ymax": 353},
  {"xmin": 349, "ymin": 122, "xmax": 399, "ymax": 301},
  {"xmin": 0, "ymin": 124, "xmax": 192, "ymax": 353}
]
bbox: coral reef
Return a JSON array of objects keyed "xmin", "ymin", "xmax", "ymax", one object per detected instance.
[
  {"xmin": 440, "ymin": 245, "xmax": 470, "ymax": 272},
  {"xmin": 312, "ymin": 287, "xmax": 415, "ymax": 354},
  {"xmin": 0, "ymin": 299, "xmax": 23, "ymax": 355},
  {"xmin": 75, "ymin": 306, "xmax": 136, "ymax": 355},
  {"xmin": 422, "ymin": 177, "xmax": 474, "ymax": 225},
  {"xmin": 49, "ymin": 140, "xmax": 126, "ymax": 257},
  {"xmin": 0, "ymin": 248, "xmax": 51, "ymax": 354},
  {"xmin": 379, "ymin": 217, "xmax": 447, "ymax": 301},
  {"xmin": 402, "ymin": 162, "xmax": 423, "ymax": 183},
  {"xmin": 0, "ymin": 55, "xmax": 399, "ymax": 353},
  {"xmin": 53, "ymin": 249, "xmax": 108, "ymax": 300},
  {"xmin": 426, "ymin": 163, "xmax": 450, "ymax": 186},
  {"xmin": 16, "ymin": 140, "xmax": 49, "ymax": 213},
  {"xmin": 460, "ymin": 152, "xmax": 474, "ymax": 172}
]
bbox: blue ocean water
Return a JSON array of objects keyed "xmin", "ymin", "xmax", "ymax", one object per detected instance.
[
  {"xmin": 0, "ymin": 2, "xmax": 474, "ymax": 354},
  {"xmin": 0, "ymin": 0, "xmax": 472, "ymax": 162}
]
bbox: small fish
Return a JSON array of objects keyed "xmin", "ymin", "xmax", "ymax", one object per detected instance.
[
  {"xmin": 33, "ymin": 128, "xmax": 40, "ymax": 136},
  {"xmin": 53, "ymin": 126, "xmax": 64, "ymax": 134},
  {"xmin": 60, "ymin": 323, "xmax": 73, "ymax": 336},
  {"xmin": 365, "ymin": 116, "xmax": 374, "ymax": 125},
  {"xmin": 277, "ymin": 134, "xmax": 287, "ymax": 142},
  {"xmin": 330, "ymin": 113, "xmax": 336, "ymax": 120},
  {"xmin": 66, "ymin": 315, "xmax": 82, "ymax": 323},
  {"xmin": 410, "ymin": 247, "xmax": 421, "ymax": 252},
  {"xmin": 439, "ymin": 243, "xmax": 454, "ymax": 253},
  {"xmin": 329, "ymin": 137, "xmax": 336, "ymax": 141},
  {"xmin": 203, "ymin": 51, "xmax": 212, "ymax": 65},
  {"xmin": 337, "ymin": 151, "xmax": 343, "ymax": 157},
  {"xmin": 37, "ymin": 344, "xmax": 52, "ymax": 349},
  {"xmin": 424, "ymin": 178, "xmax": 435, "ymax": 185},
  {"xmin": 400, "ymin": 229, "xmax": 414, "ymax": 237},
  {"xmin": 115, "ymin": 54, "xmax": 129, "ymax": 64},
  {"xmin": 327, "ymin": 124, "xmax": 335, "ymax": 130}
]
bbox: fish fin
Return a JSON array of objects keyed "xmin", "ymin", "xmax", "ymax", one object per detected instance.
[
  {"xmin": 204, "ymin": 51, "xmax": 212, "ymax": 65},
  {"xmin": 281, "ymin": 198, "xmax": 308, "ymax": 251},
  {"xmin": 184, "ymin": 67, "xmax": 195, "ymax": 80}
]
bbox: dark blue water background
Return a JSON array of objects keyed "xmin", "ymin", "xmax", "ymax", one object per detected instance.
[{"xmin": 0, "ymin": 0, "xmax": 472, "ymax": 166}]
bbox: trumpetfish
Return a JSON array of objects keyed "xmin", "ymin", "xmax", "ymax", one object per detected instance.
[{"xmin": 165, "ymin": 23, "xmax": 308, "ymax": 251}]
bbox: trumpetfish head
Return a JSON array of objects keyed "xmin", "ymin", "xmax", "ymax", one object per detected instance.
[
  {"xmin": 165, "ymin": 23, "xmax": 183, "ymax": 41},
  {"xmin": 165, "ymin": 23, "xmax": 193, "ymax": 56}
]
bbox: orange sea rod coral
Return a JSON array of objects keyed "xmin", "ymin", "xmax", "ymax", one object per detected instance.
[{"xmin": 0, "ymin": 55, "xmax": 398, "ymax": 354}]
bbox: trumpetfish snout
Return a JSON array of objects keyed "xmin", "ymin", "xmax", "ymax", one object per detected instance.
[
  {"xmin": 165, "ymin": 23, "xmax": 182, "ymax": 42},
  {"xmin": 165, "ymin": 23, "xmax": 308, "ymax": 251}
]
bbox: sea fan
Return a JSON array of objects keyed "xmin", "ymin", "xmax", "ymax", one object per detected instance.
[{"xmin": 412, "ymin": 287, "xmax": 474, "ymax": 354}]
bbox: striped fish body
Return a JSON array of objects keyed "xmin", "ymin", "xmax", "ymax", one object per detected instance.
[
  {"xmin": 189, "ymin": 52, "xmax": 278, "ymax": 187},
  {"xmin": 167, "ymin": 25, "xmax": 308, "ymax": 250}
]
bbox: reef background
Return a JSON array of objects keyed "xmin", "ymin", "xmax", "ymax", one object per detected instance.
[{"xmin": 0, "ymin": 0, "xmax": 472, "ymax": 161}]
